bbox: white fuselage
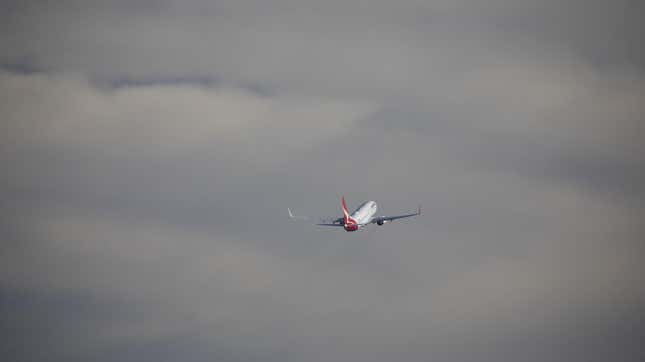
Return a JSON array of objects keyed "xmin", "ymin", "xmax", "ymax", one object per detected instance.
[
  {"xmin": 350, "ymin": 201, "xmax": 378, "ymax": 226},
  {"xmin": 300, "ymin": 196, "xmax": 419, "ymax": 231}
]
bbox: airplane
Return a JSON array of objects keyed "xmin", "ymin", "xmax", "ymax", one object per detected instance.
[{"xmin": 289, "ymin": 196, "xmax": 420, "ymax": 232}]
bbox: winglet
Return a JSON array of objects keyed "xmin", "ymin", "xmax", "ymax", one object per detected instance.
[
  {"xmin": 288, "ymin": 208, "xmax": 309, "ymax": 220},
  {"xmin": 418, "ymin": 205, "xmax": 422, "ymax": 215}
]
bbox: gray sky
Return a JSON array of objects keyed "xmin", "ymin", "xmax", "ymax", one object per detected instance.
[{"xmin": 2, "ymin": 1, "xmax": 644, "ymax": 361}]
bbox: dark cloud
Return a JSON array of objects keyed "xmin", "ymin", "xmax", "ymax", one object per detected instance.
[{"xmin": 2, "ymin": 1, "xmax": 644, "ymax": 361}]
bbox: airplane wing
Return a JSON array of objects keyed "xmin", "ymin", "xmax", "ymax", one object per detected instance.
[
  {"xmin": 287, "ymin": 208, "xmax": 309, "ymax": 220},
  {"xmin": 288, "ymin": 208, "xmax": 344, "ymax": 226},
  {"xmin": 315, "ymin": 223, "xmax": 345, "ymax": 227},
  {"xmin": 316, "ymin": 216, "xmax": 344, "ymax": 227},
  {"xmin": 371, "ymin": 206, "xmax": 421, "ymax": 224}
]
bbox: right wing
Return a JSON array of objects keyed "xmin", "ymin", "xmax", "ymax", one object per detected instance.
[{"xmin": 371, "ymin": 206, "xmax": 421, "ymax": 224}]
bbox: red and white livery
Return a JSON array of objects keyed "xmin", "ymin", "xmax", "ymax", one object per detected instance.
[{"xmin": 289, "ymin": 196, "xmax": 420, "ymax": 232}]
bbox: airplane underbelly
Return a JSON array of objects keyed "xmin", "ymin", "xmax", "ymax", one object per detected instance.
[
  {"xmin": 357, "ymin": 211, "xmax": 377, "ymax": 225},
  {"xmin": 351, "ymin": 202, "xmax": 377, "ymax": 225}
]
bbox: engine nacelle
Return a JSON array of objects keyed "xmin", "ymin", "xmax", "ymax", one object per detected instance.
[{"xmin": 376, "ymin": 220, "xmax": 389, "ymax": 226}]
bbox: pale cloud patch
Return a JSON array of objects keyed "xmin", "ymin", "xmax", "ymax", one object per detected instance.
[{"xmin": 1, "ymin": 71, "xmax": 373, "ymax": 159}]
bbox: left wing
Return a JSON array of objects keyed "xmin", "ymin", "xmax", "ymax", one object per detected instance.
[
  {"xmin": 317, "ymin": 217, "xmax": 344, "ymax": 227},
  {"xmin": 287, "ymin": 208, "xmax": 309, "ymax": 220},
  {"xmin": 371, "ymin": 206, "xmax": 421, "ymax": 224},
  {"xmin": 288, "ymin": 208, "xmax": 344, "ymax": 226}
]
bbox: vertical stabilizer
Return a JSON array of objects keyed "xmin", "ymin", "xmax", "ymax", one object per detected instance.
[
  {"xmin": 341, "ymin": 197, "xmax": 350, "ymax": 219},
  {"xmin": 341, "ymin": 196, "xmax": 358, "ymax": 225},
  {"xmin": 341, "ymin": 196, "xmax": 357, "ymax": 228}
]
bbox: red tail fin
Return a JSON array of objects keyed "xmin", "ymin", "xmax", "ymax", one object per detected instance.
[
  {"xmin": 340, "ymin": 196, "xmax": 359, "ymax": 231},
  {"xmin": 341, "ymin": 196, "xmax": 355, "ymax": 225}
]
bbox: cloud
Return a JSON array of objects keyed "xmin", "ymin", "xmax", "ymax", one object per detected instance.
[
  {"xmin": 2, "ymin": 1, "xmax": 645, "ymax": 361},
  {"xmin": 3, "ymin": 1, "xmax": 644, "ymax": 93},
  {"xmin": 1, "ymin": 72, "xmax": 372, "ymax": 159},
  {"xmin": 3, "ymin": 185, "xmax": 643, "ymax": 361}
]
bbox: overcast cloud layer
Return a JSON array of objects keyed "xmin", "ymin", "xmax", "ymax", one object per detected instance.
[{"xmin": 2, "ymin": 1, "xmax": 644, "ymax": 361}]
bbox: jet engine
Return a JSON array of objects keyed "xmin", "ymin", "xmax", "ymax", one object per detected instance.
[{"xmin": 376, "ymin": 219, "xmax": 389, "ymax": 226}]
